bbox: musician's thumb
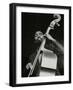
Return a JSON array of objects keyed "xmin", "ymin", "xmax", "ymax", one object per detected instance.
[{"xmin": 26, "ymin": 63, "xmax": 32, "ymax": 70}]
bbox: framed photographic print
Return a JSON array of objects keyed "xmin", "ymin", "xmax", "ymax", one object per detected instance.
[{"xmin": 9, "ymin": 3, "xmax": 71, "ymax": 87}]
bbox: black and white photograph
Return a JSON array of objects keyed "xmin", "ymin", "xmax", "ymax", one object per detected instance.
[
  {"xmin": 22, "ymin": 13, "xmax": 64, "ymax": 77},
  {"xmin": 10, "ymin": 3, "xmax": 71, "ymax": 86}
]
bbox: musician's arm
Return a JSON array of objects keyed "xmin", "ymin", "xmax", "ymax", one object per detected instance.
[
  {"xmin": 52, "ymin": 40, "xmax": 64, "ymax": 54},
  {"xmin": 44, "ymin": 34, "xmax": 64, "ymax": 55}
]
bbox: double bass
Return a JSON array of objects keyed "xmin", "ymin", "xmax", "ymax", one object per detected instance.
[{"xmin": 26, "ymin": 14, "xmax": 61, "ymax": 77}]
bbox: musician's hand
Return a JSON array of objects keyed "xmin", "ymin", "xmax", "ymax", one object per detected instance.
[
  {"xmin": 26, "ymin": 63, "xmax": 33, "ymax": 70},
  {"xmin": 44, "ymin": 33, "xmax": 56, "ymax": 42}
]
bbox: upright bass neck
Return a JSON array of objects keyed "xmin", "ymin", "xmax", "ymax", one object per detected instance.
[{"xmin": 28, "ymin": 38, "xmax": 46, "ymax": 77}]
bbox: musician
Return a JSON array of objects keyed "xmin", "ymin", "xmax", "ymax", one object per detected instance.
[
  {"xmin": 26, "ymin": 31, "xmax": 64, "ymax": 76},
  {"xmin": 26, "ymin": 31, "xmax": 43, "ymax": 77}
]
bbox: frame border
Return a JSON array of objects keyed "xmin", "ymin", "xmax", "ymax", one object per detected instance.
[{"xmin": 9, "ymin": 3, "xmax": 71, "ymax": 87}]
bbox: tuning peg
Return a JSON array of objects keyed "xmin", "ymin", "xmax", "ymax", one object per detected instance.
[{"xmin": 56, "ymin": 22, "xmax": 60, "ymax": 27}]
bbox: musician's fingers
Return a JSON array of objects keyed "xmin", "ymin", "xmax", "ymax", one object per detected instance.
[
  {"xmin": 26, "ymin": 63, "xmax": 32, "ymax": 70},
  {"xmin": 26, "ymin": 63, "xmax": 30, "ymax": 70}
]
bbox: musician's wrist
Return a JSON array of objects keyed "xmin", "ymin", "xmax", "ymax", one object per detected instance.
[{"xmin": 44, "ymin": 34, "xmax": 56, "ymax": 42}]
